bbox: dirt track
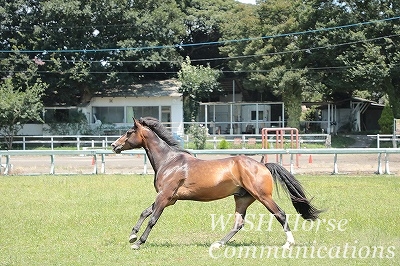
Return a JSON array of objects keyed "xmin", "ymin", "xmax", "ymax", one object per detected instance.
[{"xmin": 2, "ymin": 152, "xmax": 399, "ymax": 176}]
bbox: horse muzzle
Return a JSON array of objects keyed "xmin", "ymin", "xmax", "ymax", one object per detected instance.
[{"xmin": 111, "ymin": 143, "xmax": 123, "ymax": 154}]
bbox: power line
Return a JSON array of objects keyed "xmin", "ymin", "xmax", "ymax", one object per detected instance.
[
  {"xmin": 1, "ymin": 16, "xmax": 399, "ymax": 54},
  {"xmin": 3, "ymin": 60, "xmax": 400, "ymax": 75},
  {"xmin": 2, "ymin": 32, "xmax": 395, "ymax": 69}
]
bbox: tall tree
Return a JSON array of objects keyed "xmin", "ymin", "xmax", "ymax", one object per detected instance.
[
  {"xmin": 221, "ymin": 0, "xmax": 311, "ymax": 128},
  {"xmin": 0, "ymin": 0, "xmax": 187, "ymax": 106},
  {"xmin": 334, "ymin": 0, "xmax": 400, "ymax": 118},
  {"xmin": 178, "ymin": 57, "xmax": 221, "ymax": 122}
]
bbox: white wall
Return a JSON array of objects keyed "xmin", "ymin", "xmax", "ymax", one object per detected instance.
[
  {"xmin": 15, "ymin": 96, "xmax": 183, "ymax": 136},
  {"xmin": 81, "ymin": 96, "xmax": 183, "ymax": 135}
]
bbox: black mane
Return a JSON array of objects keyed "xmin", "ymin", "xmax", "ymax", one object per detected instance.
[{"xmin": 139, "ymin": 117, "xmax": 191, "ymax": 154}]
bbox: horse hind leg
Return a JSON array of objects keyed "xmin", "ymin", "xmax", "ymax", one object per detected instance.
[
  {"xmin": 211, "ymin": 193, "xmax": 255, "ymax": 249},
  {"xmin": 260, "ymin": 196, "xmax": 295, "ymax": 249}
]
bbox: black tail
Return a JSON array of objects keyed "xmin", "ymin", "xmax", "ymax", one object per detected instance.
[{"xmin": 265, "ymin": 162, "xmax": 322, "ymax": 220}]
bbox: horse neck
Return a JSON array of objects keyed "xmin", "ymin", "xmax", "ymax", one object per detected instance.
[{"xmin": 142, "ymin": 130, "xmax": 175, "ymax": 172}]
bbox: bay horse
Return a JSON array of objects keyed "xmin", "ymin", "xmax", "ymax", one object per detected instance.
[{"xmin": 111, "ymin": 117, "xmax": 321, "ymax": 250}]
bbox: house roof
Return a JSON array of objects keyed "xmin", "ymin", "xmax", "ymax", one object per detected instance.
[
  {"xmin": 305, "ymin": 97, "xmax": 384, "ymax": 109},
  {"xmin": 94, "ymin": 79, "xmax": 182, "ymax": 98},
  {"xmin": 334, "ymin": 97, "xmax": 385, "ymax": 108}
]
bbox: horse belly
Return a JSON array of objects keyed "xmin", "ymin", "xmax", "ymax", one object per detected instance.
[
  {"xmin": 176, "ymin": 186, "xmax": 239, "ymax": 201},
  {"xmin": 176, "ymin": 176, "xmax": 241, "ymax": 201},
  {"xmin": 174, "ymin": 158, "xmax": 243, "ymax": 201}
]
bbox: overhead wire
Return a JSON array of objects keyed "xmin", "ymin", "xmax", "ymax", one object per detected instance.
[
  {"xmin": 1, "ymin": 16, "xmax": 399, "ymax": 54},
  {"xmin": 1, "ymin": 16, "xmax": 399, "ymax": 74}
]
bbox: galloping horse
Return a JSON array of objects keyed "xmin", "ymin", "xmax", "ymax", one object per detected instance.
[{"xmin": 111, "ymin": 117, "xmax": 321, "ymax": 250}]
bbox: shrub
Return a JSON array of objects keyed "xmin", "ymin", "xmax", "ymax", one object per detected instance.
[
  {"xmin": 188, "ymin": 123, "xmax": 208, "ymax": 149},
  {"xmin": 218, "ymin": 139, "xmax": 229, "ymax": 149},
  {"xmin": 378, "ymin": 104, "xmax": 394, "ymax": 134}
]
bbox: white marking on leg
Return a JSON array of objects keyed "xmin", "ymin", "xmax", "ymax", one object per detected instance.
[
  {"xmin": 210, "ymin": 241, "xmax": 224, "ymax": 250},
  {"xmin": 282, "ymin": 231, "xmax": 295, "ymax": 249}
]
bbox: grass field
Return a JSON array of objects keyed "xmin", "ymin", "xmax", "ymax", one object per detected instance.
[{"xmin": 1, "ymin": 174, "xmax": 399, "ymax": 266}]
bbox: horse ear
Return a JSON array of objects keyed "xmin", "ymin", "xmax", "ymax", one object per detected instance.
[{"xmin": 133, "ymin": 117, "xmax": 139, "ymax": 127}]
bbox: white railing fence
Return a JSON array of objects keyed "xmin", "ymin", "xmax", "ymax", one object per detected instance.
[
  {"xmin": 1, "ymin": 148, "xmax": 399, "ymax": 176},
  {"xmin": 1, "ymin": 134, "xmax": 331, "ymax": 150}
]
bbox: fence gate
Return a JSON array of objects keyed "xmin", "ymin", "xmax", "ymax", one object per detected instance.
[{"xmin": 261, "ymin": 127, "xmax": 299, "ymax": 167}]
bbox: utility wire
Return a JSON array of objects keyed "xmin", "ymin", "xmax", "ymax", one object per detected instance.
[
  {"xmin": 2, "ymin": 32, "xmax": 396, "ymax": 67},
  {"xmin": 1, "ymin": 16, "xmax": 399, "ymax": 54}
]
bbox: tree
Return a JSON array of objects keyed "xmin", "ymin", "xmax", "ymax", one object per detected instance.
[
  {"xmin": 221, "ymin": 0, "xmax": 311, "ymax": 128},
  {"xmin": 177, "ymin": 57, "xmax": 221, "ymax": 122},
  {"xmin": 378, "ymin": 103, "xmax": 394, "ymax": 134},
  {"xmin": 0, "ymin": 78, "xmax": 46, "ymax": 149},
  {"xmin": 0, "ymin": 0, "xmax": 187, "ymax": 106},
  {"xmin": 303, "ymin": 0, "xmax": 400, "ymax": 116}
]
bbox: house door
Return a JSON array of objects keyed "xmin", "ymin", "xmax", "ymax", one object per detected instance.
[{"xmin": 241, "ymin": 104, "xmax": 271, "ymax": 133}]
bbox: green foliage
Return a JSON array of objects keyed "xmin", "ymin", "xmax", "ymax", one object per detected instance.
[
  {"xmin": 45, "ymin": 110, "xmax": 92, "ymax": 135},
  {"xmin": 0, "ymin": 0, "xmax": 187, "ymax": 106},
  {"xmin": 218, "ymin": 138, "xmax": 229, "ymax": 149},
  {"xmin": 0, "ymin": 77, "xmax": 47, "ymax": 148},
  {"xmin": 1, "ymin": 0, "xmax": 400, "ymax": 124},
  {"xmin": 178, "ymin": 57, "xmax": 221, "ymax": 122},
  {"xmin": 378, "ymin": 104, "xmax": 394, "ymax": 134},
  {"xmin": 187, "ymin": 122, "xmax": 208, "ymax": 149},
  {"xmin": 330, "ymin": 135, "xmax": 356, "ymax": 148}
]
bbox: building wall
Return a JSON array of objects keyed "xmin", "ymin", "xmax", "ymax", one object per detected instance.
[
  {"xmin": 16, "ymin": 95, "xmax": 183, "ymax": 135},
  {"xmin": 81, "ymin": 96, "xmax": 183, "ymax": 134}
]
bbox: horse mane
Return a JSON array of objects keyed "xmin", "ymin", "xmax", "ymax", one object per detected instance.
[{"xmin": 139, "ymin": 117, "xmax": 192, "ymax": 154}]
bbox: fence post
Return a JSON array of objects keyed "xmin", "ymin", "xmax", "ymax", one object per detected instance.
[
  {"xmin": 290, "ymin": 154, "xmax": 295, "ymax": 174},
  {"xmin": 77, "ymin": 137, "xmax": 80, "ymax": 150},
  {"xmin": 376, "ymin": 134, "xmax": 380, "ymax": 148},
  {"xmin": 23, "ymin": 136, "xmax": 26, "ymax": 150},
  {"xmin": 4, "ymin": 155, "xmax": 10, "ymax": 175},
  {"xmin": 91, "ymin": 153, "xmax": 97, "ymax": 174},
  {"xmin": 143, "ymin": 155, "xmax": 147, "ymax": 174},
  {"xmin": 50, "ymin": 154, "xmax": 55, "ymax": 174},
  {"xmin": 384, "ymin": 153, "xmax": 390, "ymax": 175},
  {"xmin": 376, "ymin": 153, "xmax": 382, "ymax": 175},
  {"xmin": 332, "ymin": 153, "xmax": 339, "ymax": 174},
  {"xmin": 51, "ymin": 136, "xmax": 54, "ymax": 150},
  {"xmin": 101, "ymin": 153, "xmax": 105, "ymax": 174}
]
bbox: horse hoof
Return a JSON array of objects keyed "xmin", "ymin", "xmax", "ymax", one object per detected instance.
[
  {"xmin": 131, "ymin": 243, "xmax": 140, "ymax": 250},
  {"xmin": 129, "ymin": 234, "xmax": 138, "ymax": 243},
  {"xmin": 210, "ymin": 241, "xmax": 224, "ymax": 249},
  {"xmin": 282, "ymin": 241, "xmax": 294, "ymax": 250}
]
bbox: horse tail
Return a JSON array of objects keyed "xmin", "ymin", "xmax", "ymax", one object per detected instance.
[{"xmin": 264, "ymin": 162, "xmax": 322, "ymax": 221}]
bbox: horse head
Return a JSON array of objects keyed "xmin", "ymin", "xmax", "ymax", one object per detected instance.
[{"xmin": 111, "ymin": 118, "xmax": 146, "ymax": 153}]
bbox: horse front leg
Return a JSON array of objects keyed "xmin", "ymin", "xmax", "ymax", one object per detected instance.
[
  {"xmin": 129, "ymin": 204, "xmax": 154, "ymax": 244},
  {"xmin": 131, "ymin": 193, "xmax": 174, "ymax": 250}
]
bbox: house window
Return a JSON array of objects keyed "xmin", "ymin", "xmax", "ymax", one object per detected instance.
[
  {"xmin": 126, "ymin": 106, "xmax": 159, "ymax": 123},
  {"xmin": 251, "ymin": 111, "xmax": 263, "ymax": 121},
  {"xmin": 44, "ymin": 108, "xmax": 81, "ymax": 123},
  {"xmin": 161, "ymin": 106, "xmax": 171, "ymax": 128},
  {"xmin": 93, "ymin": 107, "xmax": 124, "ymax": 123}
]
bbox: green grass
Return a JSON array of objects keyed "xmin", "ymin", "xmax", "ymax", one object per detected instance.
[
  {"xmin": 1, "ymin": 174, "xmax": 399, "ymax": 265},
  {"xmin": 330, "ymin": 135, "xmax": 356, "ymax": 148}
]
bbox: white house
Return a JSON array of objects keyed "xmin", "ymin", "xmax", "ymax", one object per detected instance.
[
  {"xmin": 80, "ymin": 79, "xmax": 184, "ymax": 135},
  {"xmin": 18, "ymin": 79, "xmax": 184, "ymax": 135}
]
